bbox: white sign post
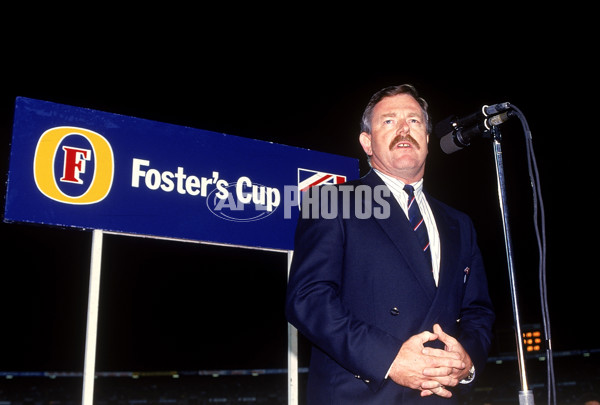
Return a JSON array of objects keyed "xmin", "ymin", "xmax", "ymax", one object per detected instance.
[{"xmin": 82, "ymin": 230, "xmax": 104, "ymax": 405}]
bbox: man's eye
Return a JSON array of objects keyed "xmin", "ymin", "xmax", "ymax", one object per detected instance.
[{"xmin": 383, "ymin": 119, "xmax": 394, "ymax": 125}]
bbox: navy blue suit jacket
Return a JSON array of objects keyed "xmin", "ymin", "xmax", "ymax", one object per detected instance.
[{"xmin": 285, "ymin": 170, "xmax": 495, "ymax": 404}]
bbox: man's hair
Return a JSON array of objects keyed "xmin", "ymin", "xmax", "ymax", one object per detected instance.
[{"xmin": 360, "ymin": 84, "xmax": 432, "ymax": 135}]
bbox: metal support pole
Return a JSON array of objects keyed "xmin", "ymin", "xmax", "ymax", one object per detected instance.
[
  {"xmin": 491, "ymin": 127, "xmax": 534, "ymax": 405},
  {"xmin": 287, "ymin": 250, "xmax": 299, "ymax": 405},
  {"xmin": 82, "ymin": 229, "xmax": 104, "ymax": 405}
]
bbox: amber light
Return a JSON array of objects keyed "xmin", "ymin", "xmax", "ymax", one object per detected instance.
[{"xmin": 522, "ymin": 329, "xmax": 543, "ymax": 352}]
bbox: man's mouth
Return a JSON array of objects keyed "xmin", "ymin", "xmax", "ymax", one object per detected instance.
[{"xmin": 389, "ymin": 135, "xmax": 420, "ymax": 151}]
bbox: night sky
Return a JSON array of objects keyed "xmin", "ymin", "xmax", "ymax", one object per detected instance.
[{"xmin": 1, "ymin": 18, "xmax": 596, "ymax": 377}]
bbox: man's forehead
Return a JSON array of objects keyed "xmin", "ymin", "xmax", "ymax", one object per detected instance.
[
  {"xmin": 379, "ymin": 111, "xmax": 422, "ymax": 117},
  {"xmin": 375, "ymin": 94, "xmax": 422, "ymax": 112},
  {"xmin": 374, "ymin": 105, "xmax": 424, "ymax": 118}
]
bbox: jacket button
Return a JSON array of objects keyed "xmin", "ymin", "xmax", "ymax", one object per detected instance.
[{"xmin": 390, "ymin": 307, "xmax": 400, "ymax": 316}]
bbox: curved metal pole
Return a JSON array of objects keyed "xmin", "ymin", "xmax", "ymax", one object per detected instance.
[{"xmin": 491, "ymin": 127, "xmax": 534, "ymax": 405}]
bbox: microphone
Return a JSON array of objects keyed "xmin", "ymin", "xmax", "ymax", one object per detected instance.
[
  {"xmin": 439, "ymin": 111, "xmax": 514, "ymax": 154},
  {"xmin": 434, "ymin": 102, "xmax": 512, "ymax": 137}
]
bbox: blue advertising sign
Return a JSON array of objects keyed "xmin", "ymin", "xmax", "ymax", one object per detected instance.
[{"xmin": 4, "ymin": 97, "xmax": 359, "ymax": 251}]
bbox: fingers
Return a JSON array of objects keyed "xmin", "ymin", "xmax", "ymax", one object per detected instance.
[
  {"xmin": 417, "ymin": 329, "xmax": 439, "ymax": 344},
  {"xmin": 421, "ymin": 372, "xmax": 459, "ymax": 388},
  {"xmin": 420, "ymin": 383, "xmax": 453, "ymax": 398},
  {"xmin": 421, "ymin": 324, "xmax": 467, "ymax": 393},
  {"xmin": 422, "ymin": 346, "xmax": 461, "ymax": 360},
  {"xmin": 390, "ymin": 326, "xmax": 468, "ymax": 398},
  {"xmin": 420, "ymin": 363, "xmax": 455, "ymax": 398},
  {"xmin": 421, "ymin": 347, "xmax": 465, "ymax": 370},
  {"xmin": 433, "ymin": 323, "xmax": 457, "ymax": 349},
  {"xmin": 433, "ymin": 323, "xmax": 445, "ymax": 337},
  {"xmin": 434, "ymin": 323, "xmax": 475, "ymax": 372}
]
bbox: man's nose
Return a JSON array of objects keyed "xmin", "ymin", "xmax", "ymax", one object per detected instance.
[{"xmin": 396, "ymin": 120, "xmax": 410, "ymax": 134}]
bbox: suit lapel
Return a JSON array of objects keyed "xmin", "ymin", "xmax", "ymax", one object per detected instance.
[
  {"xmin": 428, "ymin": 195, "xmax": 460, "ymax": 289},
  {"xmin": 422, "ymin": 195, "xmax": 461, "ymax": 323},
  {"xmin": 361, "ymin": 171, "xmax": 437, "ymax": 301}
]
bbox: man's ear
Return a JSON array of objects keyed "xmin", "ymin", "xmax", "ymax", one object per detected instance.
[{"xmin": 359, "ymin": 132, "xmax": 372, "ymax": 156}]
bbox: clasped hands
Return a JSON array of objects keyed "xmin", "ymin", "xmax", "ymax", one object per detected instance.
[{"xmin": 388, "ymin": 323, "xmax": 472, "ymax": 398}]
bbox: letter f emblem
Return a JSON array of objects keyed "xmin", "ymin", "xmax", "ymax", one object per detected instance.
[{"xmin": 60, "ymin": 146, "xmax": 91, "ymax": 184}]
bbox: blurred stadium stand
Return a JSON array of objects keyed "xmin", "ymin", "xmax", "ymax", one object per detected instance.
[{"xmin": 1, "ymin": 350, "xmax": 598, "ymax": 404}]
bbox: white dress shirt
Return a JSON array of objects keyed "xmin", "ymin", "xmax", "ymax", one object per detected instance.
[{"xmin": 373, "ymin": 169, "xmax": 441, "ymax": 286}]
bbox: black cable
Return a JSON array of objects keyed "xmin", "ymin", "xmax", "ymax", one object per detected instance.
[{"xmin": 509, "ymin": 104, "xmax": 555, "ymax": 405}]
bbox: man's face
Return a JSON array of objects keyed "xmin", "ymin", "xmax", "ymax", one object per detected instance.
[{"xmin": 359, "ymin": 93, "xmax": 429, "ymax": 183}]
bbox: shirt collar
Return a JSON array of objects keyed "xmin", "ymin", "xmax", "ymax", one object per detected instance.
[{"xmin": 373, "ymin": 168, "xmax": 424, "ymax": 195}]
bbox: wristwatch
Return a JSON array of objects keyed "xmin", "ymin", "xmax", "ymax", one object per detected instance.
[{"xmin": 462, "ymin": 365, "xmax": 476, "ymax": 383}]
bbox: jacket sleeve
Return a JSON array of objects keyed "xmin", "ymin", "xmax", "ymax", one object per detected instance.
[{"xmin": 285, "ymin": 213, "xmax": 402, "ymax": 390}]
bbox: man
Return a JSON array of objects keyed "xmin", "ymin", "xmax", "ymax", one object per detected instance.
[{"xmin": 285, "ymin": 84, "xmax": 495, "ymax": 404}]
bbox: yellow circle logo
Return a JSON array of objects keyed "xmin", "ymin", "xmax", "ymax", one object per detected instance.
[{"xmin": 33, "ymin": 126, "xmax": 114, "ymax": 204}]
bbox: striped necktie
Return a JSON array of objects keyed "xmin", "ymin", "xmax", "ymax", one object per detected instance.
[{"xmin": 404, "ymin": 185, "xmax": 432, "ymax": 268}]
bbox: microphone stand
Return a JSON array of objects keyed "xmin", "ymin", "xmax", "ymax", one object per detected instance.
[{"xmin": 491, "ymin": 125, "xmax": 535, "ymax": 405}]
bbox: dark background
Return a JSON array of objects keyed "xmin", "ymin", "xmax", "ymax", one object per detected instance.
[{"xmin": 1, "ymin": 11, "xmax": 596, "ymax": 393}]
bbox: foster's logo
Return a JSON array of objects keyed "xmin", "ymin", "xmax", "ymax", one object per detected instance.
[{"xmin": 33, "ymin": 126, "xmax": 114, "ymax": 204}]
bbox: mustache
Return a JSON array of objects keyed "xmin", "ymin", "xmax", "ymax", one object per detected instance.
[{"xmin": 388, "ymin": 134, "xmax": 421, "ymax": 151}]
